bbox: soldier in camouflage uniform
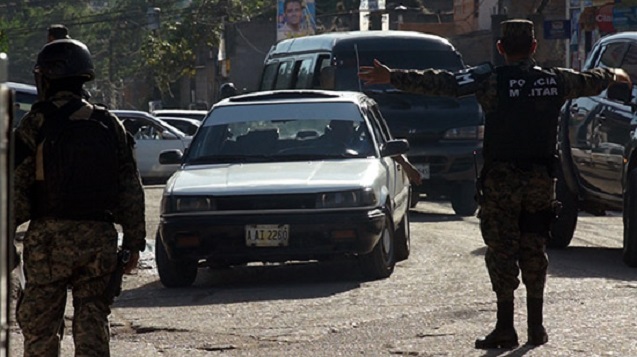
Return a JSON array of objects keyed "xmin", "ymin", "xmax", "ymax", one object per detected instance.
[
  {"xmin": 359, "ymin": 19, "xmax": 631, "ymax": 348},
  {"xmin": 13, "ymin": 39, "xmax": 146, "ymax": 356}
]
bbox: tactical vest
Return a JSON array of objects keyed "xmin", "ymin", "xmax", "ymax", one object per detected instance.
[
  {"xmin": 33, "ymin": 99, "xmax": 119, "ymax": 221},
  {"xmin": 483, "ymin": 65, "xmax": 565, "ymax": 164}
]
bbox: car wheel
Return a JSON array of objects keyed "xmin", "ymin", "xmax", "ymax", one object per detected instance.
[
  {"xmin": 450, "ymin": 182, "xmax": 478, "ymax": 217},
  {"xmin": 623, "ymin": 169, "xmax": 637, "ymax": 267},
  {"xmin": 394, "ymin": 208, "xmax": 410, "ymax": 262},
  {"xmin": 155, "ymin": 232, "xmax": 198, "ymax": 288},
  {"xmin": 549, "ymin": 171, "xmax": 577, "ymax": 249},
  {"xmin": 360, "ymin": 213, "xmax": 396, "ymax": 279}
]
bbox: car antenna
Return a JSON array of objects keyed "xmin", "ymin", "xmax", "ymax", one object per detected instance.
[{"xmin": 354, "ymin": 44, "xmax": 363, "ymax": 92}]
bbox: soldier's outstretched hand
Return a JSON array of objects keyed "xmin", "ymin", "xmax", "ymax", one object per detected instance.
[
  {"xmin": 358, "ymin": 59, "xmax": 391, "ymax": 86},
  {"xmin": 613, "ymin": 68, "xmax": 632, "ymax": 86}
]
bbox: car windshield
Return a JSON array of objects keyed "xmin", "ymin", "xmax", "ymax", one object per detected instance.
[{"xmin": 185, "ymin": 102, "xmax": 375, "ymax": 164}]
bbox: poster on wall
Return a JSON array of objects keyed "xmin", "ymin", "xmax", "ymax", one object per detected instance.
[{"xmin": 277, "ymin": 0, "xmax": 316, "ymax": 42}]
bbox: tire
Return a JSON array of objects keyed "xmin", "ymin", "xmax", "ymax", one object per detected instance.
[
  {"xmin": 155, "ymin": 232, "xmax": 198, "ymax": 288},
  {"xmin": 394, "ymin": 209, "xmax": 410, "ymax": 262},
  {"xmin": 360, "ymin": 213, "xmax": 396, "ymax": 279},
  {"xmin": 549, "ymin": 170, "xmax": 577, "ymax": 249},
  {"xmin": 451, "ymin": 182, "xmax": 478, "ymax": 217},
  {"xmin": 623, "ymin": 169, "xmax": 637, "ymax": 267}
]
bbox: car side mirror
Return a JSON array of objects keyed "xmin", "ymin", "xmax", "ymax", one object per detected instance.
[
  {"xmin": 607, "ymin": 82, "xmax": 633, "ymax": 104},
  {"xmin": 159, "ymin": 149, "xmax": 183, "ymax": 165},
  {"xmin": 381, "ymin": 139, "xmax": 409, "ymax": 157}
]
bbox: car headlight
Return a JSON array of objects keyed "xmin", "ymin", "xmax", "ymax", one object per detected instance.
[
  {"xmin": 443, "ymin": 125, "xmax": 484, "ymax": 140},
  {"xmin": 163, "ymin": 196, "xmax": 216, "ymax": 213},
  {"xmin": 316, "ymin": 188, "xmax": 377, "ymax": 208}
]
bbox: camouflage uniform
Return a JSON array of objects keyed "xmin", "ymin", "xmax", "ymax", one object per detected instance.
[
  {"xmin": 13, "ymin": 92, "xmax": 146, "ymax": 357},
  {"xmin": 388, "ymin": 40, "xmax": 616, "ymax": 305}
]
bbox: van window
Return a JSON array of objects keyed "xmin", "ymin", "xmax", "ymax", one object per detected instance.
[
  {"xmin": 295, "ymin": 59, "xmax": 314, "ymax": 89},
  {"xmin": 8, "ymin": 83, "xmax": 38, "ymax": 126},
  {"xmin": 275, "ymin": 61, "xmax": 295, "ymax": 89},
  {"xmin": 334, "ymin": 49, "xmax": 464, "ymax": 91},
  {"xmin": 260, "ymin": 63, "xmax": 279, "ymax": 90}
]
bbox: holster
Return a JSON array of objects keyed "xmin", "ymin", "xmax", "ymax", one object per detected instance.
[{"xmin": 103, "ymin": 249, "xmax": 130, "ymax": 305}]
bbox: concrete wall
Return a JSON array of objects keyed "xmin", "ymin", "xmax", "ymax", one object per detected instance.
[{"xmin": 226, "ymin": 20, "xmax": 276, "ymax": 94}]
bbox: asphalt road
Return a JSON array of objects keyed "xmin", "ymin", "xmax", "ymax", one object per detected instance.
[{"xmin": 8, "ymin": 186, "xmax": 637, "ymax": 356}]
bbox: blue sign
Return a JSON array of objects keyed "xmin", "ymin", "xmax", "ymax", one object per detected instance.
[{"xmin": 543, "ymin": 20, "xmax": 571, "ymax": 40}]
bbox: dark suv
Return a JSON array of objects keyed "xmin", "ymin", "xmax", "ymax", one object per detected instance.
[
  {"xmin": 259, "ymin": 31, "xmax": 484, "ymax": 216},
  {"xmin": 554, "ymin": 31, "xmax": 637, "ymax": 266}
]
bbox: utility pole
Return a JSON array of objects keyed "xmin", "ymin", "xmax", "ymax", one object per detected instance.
[{"xmin": 146, "ymin": 7, "xmax": 162, "ymax": 111}]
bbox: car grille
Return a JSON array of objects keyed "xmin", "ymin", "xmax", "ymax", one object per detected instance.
[{"xmin": 216, "ymin": 194, "xmax": 317, "ymax": 210}]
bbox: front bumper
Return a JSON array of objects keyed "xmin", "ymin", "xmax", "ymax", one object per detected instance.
[{"xmin": 159, "ymin": 209, "xmax": 386, "ymax": 265}]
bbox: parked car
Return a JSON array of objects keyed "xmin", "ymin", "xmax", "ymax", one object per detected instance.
[
  {"xmin": 152, "ymin": 109, "xmax": 208, "ymax": 121},
  {"xmin": 6, "ymin": 82, "xmax": 37, "ymax": 126},
  {"xmin": 156, "ymin": 90, "xmax": 411, "ymax": 287},
  {"xmin": 258, "ymin": 31, "xmax": 484, "ymax": 216},
  {"xmin": 554, "ymin": 31, "xmax": 637, "ymax": 266},
  {"xmin": 112, "ymin": 110, "xmax": 191, "ymax": 183},
  {"xmin": 160, "ymin": 116, "xmax": 201, "ymax": 136}
]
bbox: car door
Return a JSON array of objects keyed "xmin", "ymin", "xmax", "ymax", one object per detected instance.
[
  {"xmin": 368, "ymin": 103, "xmax": 409, "ymax": 219},
  {"xmin": 567, "ymin": 40, "xmax": 628, "ymax": 192},
  {"xmin": 587, "ymin": 41, "xmax": 637, "ymax": 196},
  {"xmin": 119, "ymin": 114, "xmax": 188, "ymax": 180}
]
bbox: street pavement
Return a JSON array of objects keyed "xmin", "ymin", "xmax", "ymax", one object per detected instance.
[{"xmin": 7, "ymin": 186, "xmax": 637, "ymax": 356}]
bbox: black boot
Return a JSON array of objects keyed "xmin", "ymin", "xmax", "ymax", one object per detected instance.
[
  {"xmin": 475, "ymin": 300, "xmax": 519, "ymax": 349},
  {"xmin": 527, "ymin": 298, "xmax": 548, "ymax": 346}
]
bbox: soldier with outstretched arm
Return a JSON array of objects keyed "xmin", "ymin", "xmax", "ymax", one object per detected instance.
[{"xmin": 359, "ymin": 19, "xmax": 630, "ymax": 349}]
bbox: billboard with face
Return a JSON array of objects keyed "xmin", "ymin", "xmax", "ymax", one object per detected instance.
[{"xmin": 277, "ymin": 0, "xmax": 316, "ymax": 42}]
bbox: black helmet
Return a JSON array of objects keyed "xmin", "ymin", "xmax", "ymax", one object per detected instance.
[
  {"xmin": 34, "ymin": 39, "xmax": 94, "ymax": 81},
  {"xmin": 219, "ymin": 82, "xmax": 237, "ymax": 99}
]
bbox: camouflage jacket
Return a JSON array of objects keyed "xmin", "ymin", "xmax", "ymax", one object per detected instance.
[
  {"xmin": 389, "ymin": 58, "xmax": 616, "ymax": 113},
  {"xmin": 13, "ymin": 92, "xmax": 147, "ymax": 251}
]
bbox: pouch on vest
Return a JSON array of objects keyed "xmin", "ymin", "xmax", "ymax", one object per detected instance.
[{"xmin": 35, "ymin": 99, "xmax": 119, "ymax": 221}]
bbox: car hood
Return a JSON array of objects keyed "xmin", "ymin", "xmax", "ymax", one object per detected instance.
[{"xmin": 167, "ymin": 159, "xmax": 385, "ymax": 195}]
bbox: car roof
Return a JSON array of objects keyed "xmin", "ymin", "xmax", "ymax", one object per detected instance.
[
  {"xmin": 215, "ymin": 90, "xmax": 370, "ymax": 107},
  {"xmin": 111, "ymin": 109, "xmax": 187, "ymax": 137},
  {"xmin": 269, "ymin": 30, "xmax": 456, "ymax": 57},
  {"xmin": 6, "ymin": 82, "xmax": 37, "ymax": 94},
  {"xmin": 152, "ymin": 109, "xmax": 208, "ymax": 115},
  {"xmin": 598, "ymin": 31, "xmax": 637, "ymax": 43},
  {"xmin": 159, "ymin": 116, "xmax": 202, "ymax": 125}
]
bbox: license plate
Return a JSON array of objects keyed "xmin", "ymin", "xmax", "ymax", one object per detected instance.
[
  {"xmin": 245, "ymin": 224, "xmax": 290, "ymax": 247},
  {"xmin": 415, "ymin": 163, "xmax": 430, "ymax": 180}
]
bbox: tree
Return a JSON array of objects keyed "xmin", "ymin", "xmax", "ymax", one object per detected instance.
[{"xmin": 0, "ymin": 0, "xmax": 271, "ymax": 109}]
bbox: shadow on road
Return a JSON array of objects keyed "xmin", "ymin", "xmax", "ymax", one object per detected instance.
[
  {"xmin": 479, "ymin": 344, "xmax": 536, "ymax": 356},
  {"xmin": 468, "ymin": 245, "xmax": 636, "ymax": 281},
  {"xmin": 115, "ymin": 259, "xmax": 366, "ymax": 308},
  {"xmin": 547, "ymin": 246, "xmax": 636, "ymax": 281},
  {"xmin": 408, "ymin": 209, "xmax": 465, "ymax": 223}
]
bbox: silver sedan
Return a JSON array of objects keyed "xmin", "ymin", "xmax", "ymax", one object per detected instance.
[{"xmin": 112, "ymin": 110, "xmax": 191, "ymax": 183}]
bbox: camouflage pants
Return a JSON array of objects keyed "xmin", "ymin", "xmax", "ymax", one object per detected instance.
[
  {"xmin": 478, "ymin": 162, "xmax": 553, "ymax": 302},
  {"xmin": 16, "ymin": 219, "xmax": 118, "ymax": 357}
]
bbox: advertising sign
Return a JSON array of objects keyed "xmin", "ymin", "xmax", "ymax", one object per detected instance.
[
  {"xmin": 277, "ymin": 0, "xmax": 316, "ymax": 42},
  {"xmin": 543, "ymin": 20, "xmax": 571, "ymax": 39}
]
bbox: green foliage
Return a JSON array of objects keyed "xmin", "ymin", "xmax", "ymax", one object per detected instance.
[{"xmin": 0, "ymin": 0, "xmax": 272, "ymax": 108}]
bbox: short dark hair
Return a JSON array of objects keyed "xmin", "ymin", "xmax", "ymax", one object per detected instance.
[
  {"xmin": 499, "ymin": 37, "xmax": 534, "ymax": 57},
  {"xmin": 284, "ymin": 0, "xmax": 303, "ymax": 10}
]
